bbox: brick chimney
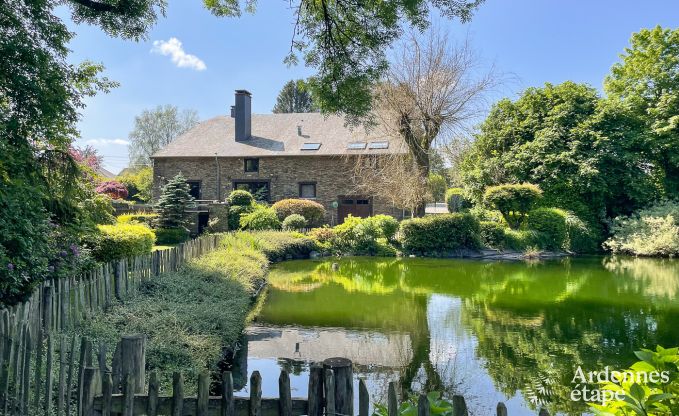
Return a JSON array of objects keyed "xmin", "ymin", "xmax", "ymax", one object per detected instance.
[{"xmin": 231, "ymin": 89, "xmax": 251, "ymax": 141}]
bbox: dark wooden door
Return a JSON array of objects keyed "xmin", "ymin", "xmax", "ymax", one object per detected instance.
[{"xmin": 338, "ymin": 196, "xmax": 372, "ymax": 223}]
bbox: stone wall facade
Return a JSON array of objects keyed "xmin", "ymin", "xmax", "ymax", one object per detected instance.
[{"xmin": 152, "ymin": 155, "xmax": 402, "ymax": 224}]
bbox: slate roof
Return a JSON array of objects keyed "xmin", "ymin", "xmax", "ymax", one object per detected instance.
[{"xmin": 152, "ymin": 113, "xmax": 407, "ymax": 158}]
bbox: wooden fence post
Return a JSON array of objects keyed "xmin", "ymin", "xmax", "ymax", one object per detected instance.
[
  {"xmin": 171, "ymin": 372, "xmax": 183, "ymax": 416},
  {"xmin": 496, "ymin": 402, "xmax": 508, "ymax": 416},
  {"xmin": 387, "ymin": 382, "xmax": 398, "ymax": 416},
  {"xmin": 417, "ymin": 395, "xmax": 429, "ymax": 416},
  {"xmin": 279, "ymin": 370, "xmax": 292, "ymax": 416},
  {"xmin": 197, "ymin": 371, "xmax": 209, "ymax": 416},
  {"xmin": 323, "ymin": 357, "xmax": 353, "ymax": 416},
  {"xmin": 324, "ymin": 369, "xmax": 335, "ymax": 416},
  {"xmin": 358, "ymin": 379, "xmax": 369, "ymax": 416},
  {"xmin": 122, "ymin": 374, "xmax": 135, "ymax": 416},
  {"xmin": 222, "ymin": 371, "xmax": 234, "ymax": 416},
  {"xmin": 81, "ymin": 367, "xmax": 100, "ymax": 416},
  {"xmin": 249, "ymin": 371, "xmax": 262, "ymax": 416},
  {"xmin": 307, "ymin": 364, "xmax": 323, "ymax": 416},
  {"xmin": 147, "ymin": 371, "xmax": 159, "ymax": 416},
  {"xmin": 452, "ymin": 395, "xmax": 468, "ymax": 416},
  {"xmin": 120, "ymin": 334, "xmax": 145, "ymax": 394}
]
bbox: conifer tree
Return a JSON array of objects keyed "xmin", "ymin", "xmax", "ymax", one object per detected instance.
[{"xmin": 155, "ymin": 173, "xmax": 194, "ymax": 228}]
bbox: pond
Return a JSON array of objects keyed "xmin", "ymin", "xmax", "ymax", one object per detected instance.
[{"xmin": 233, "ymin": 256, "xmax": 679, "ymax": 415}]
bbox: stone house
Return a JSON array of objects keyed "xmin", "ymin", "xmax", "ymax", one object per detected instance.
[{"xmin": 151, "ymin": 90, "xmax": 406, "ymax": 230}]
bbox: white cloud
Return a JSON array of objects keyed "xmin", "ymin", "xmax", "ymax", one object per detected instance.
[
  {"xmin": 85, "ymin": 138, "xmax": 131, "ymax": 146},
  {"xmin": 151, "ymin": 37, "xmax": 207, "ymax": 71}
]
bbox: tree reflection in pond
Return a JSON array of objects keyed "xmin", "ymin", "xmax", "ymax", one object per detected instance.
[{"xmin": 241, "ymin": 256, "xmax": 679, "ymax": 415}]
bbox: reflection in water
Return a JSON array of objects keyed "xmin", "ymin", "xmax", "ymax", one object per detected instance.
[{"xmin": 237, "ymin": 256, "xmax": 679, "ymax": 415}]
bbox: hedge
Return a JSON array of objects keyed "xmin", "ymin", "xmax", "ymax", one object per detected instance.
[
  {"xmin": 117, "ymin": 213, "xmax": 158, "ymax": 227},
  {"xmin": 93, "ymin": 223, "xmax": 155, "ymax": 262},
  {"xmin": 239, "ymin": 206, "xmax": 282, "ymax": 230},
  {"xmin": 526, "ymin": 208, "xmax": 568, "ymax": 250},
  {"xmin": 155, "ymin": 227, "xmax": 190, "ymax": 245},
  {"xmin": 271, "ymin": 199, "xmax": 326, "ymax": 227},
  {"xmin": 479, "ymin": 221, "xmax": 507, "ymax": 249},
  {"xmin": 484, "ymin": 183, "xmax": 542, "ymax": 229},
  {"xmin": 226, "ymin": 190, "xmax": 255, "ymax": 206},
  {"xmin": 282, "ymin": 214, "xmax": 307, "ymax": 230},
  {"xmin": 400, "ymin": 214, "xmax": 481, "ymax": 254}
]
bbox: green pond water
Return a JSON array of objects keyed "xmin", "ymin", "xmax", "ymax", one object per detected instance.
[{"xmin": 235, "ymin": 256, "xmax": 679, "ymax": 415}]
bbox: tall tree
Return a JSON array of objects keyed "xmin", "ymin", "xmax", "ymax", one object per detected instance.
[
  {"xmin": 369, "ymin": 31, "xmax": 496, "ymax": 215},
  {"xmin": 128, "ymin": 105, "xmax": 199, "ymax": 166},
  {"xmin": 459, "ymin": 81, "xmax": 658, "ymax": 239},
  {"xmin": 604, "ymin": 26, "xmax": 679, "ymax": 196},
  {"xmin": 272, "ymin": 79, "xmax": 318, "ymax": 113}
]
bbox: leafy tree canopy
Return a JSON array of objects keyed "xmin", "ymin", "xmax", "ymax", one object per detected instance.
[
  {"xmin": 272, "ymin": 79, "xmax": 318, "ymax": 113},
  {"xmin": 128, "ymin": 105, "xmax": 199, "ymax": 166}
]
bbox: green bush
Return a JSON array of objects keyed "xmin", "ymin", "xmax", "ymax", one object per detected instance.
[
  {"xmin": 428, "ymin": 173, "xmax": 447, "ymax": 202},
  {"xmin": 239, "ymin": 206, "xmax": 282, "ymax": 230},
  {"xmin": 564, "ymin": 211, "xmax": 597, "ymax": 253},
  {"xmin": 271, "ymin": 199, "xmax": 326, "ymax": 227},
  {"xmin": 117, "ymin": 212, "xmax": 158, "ymax": 227},
  {"xmin": 604, "ymin": 200, "xmax": 679, "ymax": 257},
  {"xmin": 400, "ymin": 214, "xmax": 481, "ymax": 254},
  {"xmin": 93, "ymin": 223, "xmax": 155, "ymax": 262},
  {"xmin": 502, "ymin": 229, "xmax": 541, "ymax": 250},
  {"xmin": 226, "ymin": 190, "xmax": 255, "ymax": 207},
  {"xmin": 227, "ymin": 205, "xmax": 253, "ymax": 230},
  {"xmin": 334, "ymin": 215, "xmax": 383, "ymax": 255},
  {"xmin": 526, "ymin": 208, "xmax": 568, "ymax": 250},
  {"xmin": 308, "ymin": 226, "xmax": 338, "ymax": 253},
  {"xmin": 366, "ymin": 215, "xmax": 399, "ymax": 241},
  {"xmin": 282, "ymin": 214, "xmax": 307, "ymax": 230},
  {"xmin": 469, "ymin": 206, "xmax": 505, "ymax": 223},
  {"xmin": 484, "ymin": 183, "xmax": 542, "ymax": 229},
  {"xmin": 479, "ymin": 221, "xmax": 507, "ymax": 249},
  {"xmin": 446, "ymin": 188, "xmax": 471, "ymax": 213},
  {"xmin": 232, "ymin": 231, "xmax": 318, "ymax": 261},
  {"xmin": 155, "ymin": 228, "xmax": 190, "ymax": 245}
]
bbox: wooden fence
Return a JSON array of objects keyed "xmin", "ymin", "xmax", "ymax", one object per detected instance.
[
  {"xmin": 0, "ymin": 234, "xmax": 222, "ymax": 415},
  {"xmin": 75, "ymin": 337, "xmax": 554, "ymax": 416}
]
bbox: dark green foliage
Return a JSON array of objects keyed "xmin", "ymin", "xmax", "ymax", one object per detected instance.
[
  {"xmin": 155, "ymin": 228, "xmax": 190, "ymax": 245},
  {"xmin": 484, "ymin": 184, "xmax": 542, "ymax": 229},
  {"xmin": 445, "ymin": 188, "xmax": 471, "ymax": 213},
  {"xmin": 501, "ymin": 229, "xmax": 541, "ymax": 251},
  {"xmin": 400, "ymin": 214, "xmax": 481, "ymax": 254},
  {"xmin": 227, "ymin": 205, "xmax": 253, "ymax": 230},
  {"xmin": 479, "ymin": 221, "xmax": 506, "ymax": 249},
  {"xmin": 282, "ymin": 214, "xmax": 307, "ymax": 230},
  {"xmin": 526, "ymin": 208, "xmax": 568, "ymax": 251},
  {"xmin": 369, "ymin": 215, "xmax": 400, "ymax": 241},
  {"xmin": 226, "ymin": 189, "xmax": 255, "ymax": 206},
  {"xmin": 564, "ymin": 211, "xmax": 597, "ymax": 253},
  {"xmin": 239, "ymin": 206, "xmax": 282, "ymax": 230},
  {"xmin": 271, "ymin": 199, "xmax": 326, "ymax": 227},
  {"xmin": 155, "ymin": 173, "xmax": 194, "ymax": 229},
  {"xmin": 333, "ymin": 215, "xmax": 388, "ymax": 256},
  {"xmin": 92, "ymin": 223, "xmax": 155, "ymax": 262},
  {"xmin": 272, "ymin": 79, "xmax": 319, "ymax": 113},
  {"xmin": 236, "ymin": 231, "xmax": 318, "ymax": 262}
]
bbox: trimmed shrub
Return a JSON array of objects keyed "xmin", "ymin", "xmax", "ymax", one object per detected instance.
[
  {"xmin": 155, "ymin": 228, "xmax": 190, "ymax": 245},
  {"xmin": 227, "ymin": 205, "xmax": 253, "ymax": 230},
  {"xmin": 93, "ymin": 223, "xmax": 155, "ymax": 262},
  {"xmin": 95, "ymin": 180, "xmax": 128, "ymax": 200},
  {"xmin": 366, "ymin": 215, "xmax": 399, "ymax": 241},
  {"xmin": 604, "ymin": 200, "xmax": 679, "ymax": 257},
  {"xmin": 239, "ymin": 206, "xmax": 282, "ymax": 230},
  {"xmin": 502, "ymin": 229, "xmax": 541, "ymax": 250},
  {"xmin": 400, "ymin": 214, "xmax": 481, "ymax": 254},
  {"xmin": 484, "ymin": 183, "xmax": 542, "ymax": 229},
  {"xmin": 233, "ymin": 231, "xmax": 318, "ymax": 261},
  {"xmin": 334, "ymin": 215, "xmax": 382, "ymax": 255},
  {"xmin": 446, "ymin": 188, "xmax": 471, "ymax": 213},
  {"xmin": 526, "ymin": 208, "xmax": 568, "ymax": 250},
  {"xmin": 469, "ymin": 206, "xmax": 505, "ymax": 223},
  {"xmin": 226, "ymin": 190, "xmax": 255, "ymax": 207},
  {"xmin": 272, "ymin": 199, "xmax": 326, "ymax": 227},
  {"xmin": 479, "ymin": 221, "xmax": 507, "ymax": 249},
  {"xmin": 282, "ymin": 214, "xmax": 307, "ymax": 230},
  {"xmin": 117, "ymin": 213, "xmax": 158, "ymax": 227},
  {"xmin": 309, "ymin": 226, "xmax": 338, "ymax": 252}
]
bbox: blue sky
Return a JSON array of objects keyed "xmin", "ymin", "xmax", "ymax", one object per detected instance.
[{"xmin": 64, "ymin": 1, "xmax": 679, "ymax": 173}]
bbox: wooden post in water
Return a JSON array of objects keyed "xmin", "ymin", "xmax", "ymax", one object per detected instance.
[
  {"xmin": 279, "ymin": 370, "xmax": 292, "ymax": 416},
  {"xmin": 452, "ymin": 395, "xmax": 468, "ymax": 416},
  {"xmin": 222, "ymin": 371, "xmax": 235, "ymax": 416},
  {"xmin": 323, "ymin": 357, "xmax": 353, "ymax": 416},
  {"xmin": 358, "ymin": 379, "xmax": 369, "ymax": 416},
  {"xmin": 120, "ymin": 334, "xmax": 145, "ymax": 393},
  {"xmin": 249, "ymin": 371, "xmax": 262, "ymax": 416},
  {"xmin": 496, "ymin": 402, "xmax": 508, "ymax": 416},
  {"xmin": 307, "ymin": 364, "xmax": 323, "ymax": 416},
  {"xmin": 417, "ymin": 394, "xmax": 429, "ymax": 416},
  {"xmin": 324, "ymin": 369, "xmax": 335, "ymax": 416}
]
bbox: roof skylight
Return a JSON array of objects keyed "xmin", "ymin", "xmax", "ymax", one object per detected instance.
[
  {"xmin": 301, "ymin": 143, "xmax": 322, "ymax": 150},
  {"xmin": 368, "ymin": 141, "xmax": 389, "ymax": 149},
  {"xmin": 347, "ymin": 142, "xmax": 367, "ymax": 150}
]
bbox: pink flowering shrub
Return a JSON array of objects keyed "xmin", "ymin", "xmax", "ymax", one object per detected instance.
[{"xmin": 95, "ymin": 180, "xmax": 128, "ymax": 200}]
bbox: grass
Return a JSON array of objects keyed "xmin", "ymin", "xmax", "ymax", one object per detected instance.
[{"xmin": 69, "ymin": 231, "xmax": 316, "ymax": 393}]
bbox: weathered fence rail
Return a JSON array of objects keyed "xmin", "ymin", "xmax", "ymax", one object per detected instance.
[{"xmin": 0, "ymin": 234, "xmax": 222, "ymax": 416}]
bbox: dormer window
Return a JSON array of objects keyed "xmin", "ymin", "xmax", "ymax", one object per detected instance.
[{"xmin": 244, "ymin": 158, "xmax": 259, "ymax": 172}]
